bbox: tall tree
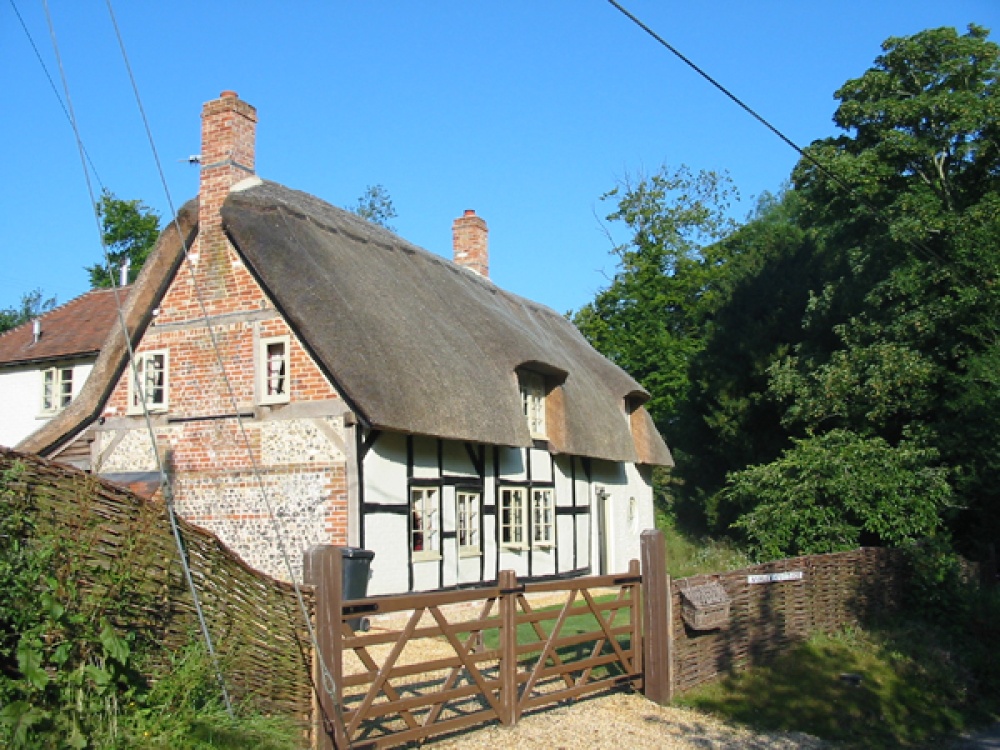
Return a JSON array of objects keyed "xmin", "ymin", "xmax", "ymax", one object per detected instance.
[
  {"xmin": 573, "ymin": 166, "xmax": 740, "ymax": 432},
  {"xmin": 86, "ymin": 190, "xmax": 161, "ymax": 288},
  {"xmin": 724, "ymin": 25, "xmax": 1000, "ymax": 557},
  {"xmin": 674, "ymin": 189, "xmax": 828, "ymax": 530},
  {"xmin": 0, "ymin": 289, "xmax": 56, "ymax": 334}
]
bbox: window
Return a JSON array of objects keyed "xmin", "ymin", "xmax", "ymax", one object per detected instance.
[
  {"xmin": 500, "ymin": 488, "xmax": 526, "ymax": 548},
  {"xmin": 129, "ymin": 351, "xmax": 168, "ymax": 413},
  {"xmin": 519, "ymin": 371, "xmax": 546, "ymax": 438},
  {"xmin": 531, "ymin": 489, "xmax": 554, "ymax": 546},
  {"xmin": 41, "ymin": 366, "xmax": 73, "ymax": 413},
  {"xmin": 456, "ymin": 490, "xmax": 481, "ymax": 556},
  {"xmin": 258, "ymin": 336, "xmax": 290, "ymax": 405},
  {"xmin": 411, "ymin": 487, "xmax": 440, "ymax": 561},
  {"xmin": 500, "ymin": 486, "xmax": 555, "ymax": 549}
]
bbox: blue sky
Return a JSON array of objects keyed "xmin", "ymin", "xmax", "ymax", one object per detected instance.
[{"xmin": 2, "ymin": 1, "xmax": 997, "ymax": 316}]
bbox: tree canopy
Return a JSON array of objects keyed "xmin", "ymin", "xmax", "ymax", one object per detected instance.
[
  {"xmin": 576, "ymin": 24, "xmax": 1000, "ymax": 560},
  {"xmin": 572, "ymin": 166, "xmax": 740, "ymax": 431},
  {"xmin": 0, "ymin": 289, "xmax": 57, "ymax": 335},
  {"xmin": 86, "ymin": 190, "xmax": 161, "ymax": 289},
  {"xmin": 350, "ymin": 184, "xmax": 398, "ymax": 230}
]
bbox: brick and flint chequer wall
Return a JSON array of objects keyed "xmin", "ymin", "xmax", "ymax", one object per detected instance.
[{"xmin": 91, "ymin": 92, "xmax": 349, "ymax": 581}]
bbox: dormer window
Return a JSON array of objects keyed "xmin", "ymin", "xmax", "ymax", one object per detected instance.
[
  {"xmin": 41, "ymin": 366, "xmax": 73, "ymax": 414},
  {"xmin": 519, "ymin": 371, "xmax": 547, "ymax": 438},
  {"xmin": 624, "ymin": 394, "xmax": 643, "ymax": 425},
  {"xmin": 258, "ymin": 335, "xmax": 291, "ymax": 405}
]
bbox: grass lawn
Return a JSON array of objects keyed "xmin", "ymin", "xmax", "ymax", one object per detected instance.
[{"xmin": 675, "ymin": 621, "xmax": 999, "ymax": 748}]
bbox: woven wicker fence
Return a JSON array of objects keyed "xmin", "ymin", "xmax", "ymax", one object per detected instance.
[
  {"xmin": 0, "ymin": 448, "xmax": 315, "ymax": 721},
  {"xmin": 2, "ymin": 446, "xmax": 917, "ymax": 730},
  {"xmin": 669, "ymin": 547, "xmax": 906, "ymax": 694}
]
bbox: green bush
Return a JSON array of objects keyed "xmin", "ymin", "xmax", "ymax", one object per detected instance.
[{"xmin": 0, "ymin": 462, "xmax": 304, "ymax": 749}]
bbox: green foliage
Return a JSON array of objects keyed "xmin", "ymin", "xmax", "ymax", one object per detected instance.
[
  {"xmin": 0, "ymin": 289, "xmax": 57, "ymax": 334},
  {"xmin": 724, "ymin": 430, "xmax": 950, "ymax": 561},
  {"xmin": 118, "ymin": 646, "xmax": 303, "ymax": 749},
  {"xmin": 0, "ymin": 464, "xmax": 304, "ymax": 749},
  {"xmin": 573, "ymin": 165, "xmax": 739, "ymax": 429},
  {"xmin": 671, "ymin": 188, "xmax": 823, "ymax": 521},
  {"xmin": 779, "ymin": 24, "xmax": 1000, "ymax": 555},
  {"xmin": 87, "ymin": 189, "xmax": 162, "ymax": 289},
  {"xmin": 900, "ymin": 537, "xmax": 978, "ymax": 626},
  {"xmin": 609, "ymin": 25, "xmax": 1000, "ymax": 560},
  {"xmin": 656, "ymin": 508, "xmax": 750, "ymax": 578},
  {"xmin": 350, "ymin": 184, "xmax": 397, "ymax": 230},
  {"xmin": 0, "ymin": 462, "xmax": 143, "ymax": 747},
  {"xmin": 677, "ymin": 623, "xmax": 991, "ymax": 748}
]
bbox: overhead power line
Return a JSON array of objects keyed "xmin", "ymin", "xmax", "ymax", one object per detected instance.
[
  {"xmin": 604, "ymin": 0, "xmax": 959, "ymax": 280},
  {"xmin": 8, "ymin": 0, "xmax": 104, "ymax": 189},
  {"xmin": 40, "ymin": 0, "xmax": 234, "ymax": 717}
]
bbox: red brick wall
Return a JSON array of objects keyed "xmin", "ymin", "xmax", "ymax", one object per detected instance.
[{"xmin": 99, "ymin": 92, "xmax": 349, "ymax": 579}]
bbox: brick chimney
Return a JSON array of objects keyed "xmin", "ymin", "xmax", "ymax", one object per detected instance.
[
  {"xmin": 452, "ymin": 209, "xmax": 489, "ymax": 277},
  {"xmin": 197, "ymin": 91, "xmax": 257, "ymax": 270}
]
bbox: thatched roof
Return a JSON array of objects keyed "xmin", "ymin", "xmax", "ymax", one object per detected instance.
[
  {"xmin": 224, "ymin": 179, "xmax": 672, "ymax": 465},
  {"xmin": 23, "ymin": 179, "xmax": 672, "ymax": 467}
]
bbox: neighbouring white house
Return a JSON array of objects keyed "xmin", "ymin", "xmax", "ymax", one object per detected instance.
[
  {"xmin": 20, "ymin": 91, "xmax": 673, "ymax": 595},
  {"xmin": 0, "ymin": 287, "xmax": 131, "ymax": 457}
]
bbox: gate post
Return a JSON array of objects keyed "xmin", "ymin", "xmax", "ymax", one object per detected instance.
[
  {"xmin": 304, "ymin": 545, "xmax": 348, "ymax": 750},
  {"xmin": 641, "ymin": 529, "xmax": 673, "ymax": 704},
  {"xmin": 627, "ymin": 560, "xmax": 644, "ymax": 690},
  {"xmin": 499, "ymin": 569, "xmax": 519, "ymax": 726}
]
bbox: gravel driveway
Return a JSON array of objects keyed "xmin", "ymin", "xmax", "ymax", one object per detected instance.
[{"xmin": 430, "ymin": 690, "xmax": 829, "ymax": 749}]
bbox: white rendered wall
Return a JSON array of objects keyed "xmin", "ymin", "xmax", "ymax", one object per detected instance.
[
  {"xmin": 0, "ymin": 360, "xmax": 93, "ymax": 448},
  {"xmin": 590, "ymin": 459, "xmax": 656, "ymax": 575},
  {"xmin": 362, "ymin": 431, "xmax": 411, "ymax": 596}
]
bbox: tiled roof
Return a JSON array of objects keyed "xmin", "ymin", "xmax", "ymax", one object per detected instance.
[{"xmin": 0, "ymin": 286, "xmax": 132, "ymax": 367}]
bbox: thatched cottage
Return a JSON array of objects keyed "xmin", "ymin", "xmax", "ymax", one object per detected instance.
[{"xmin": 19, "ymin": 91, "xmax": 672, "ymax": 594}]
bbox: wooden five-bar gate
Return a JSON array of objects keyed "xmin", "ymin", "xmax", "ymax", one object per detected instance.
[{"xmin": 305, "ymin": 530, "xmax": 671, "ymax": 749}]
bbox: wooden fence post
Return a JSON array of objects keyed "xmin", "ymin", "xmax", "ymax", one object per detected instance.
[
  {"xmin": 499, "ymin": 569, "xmax": 519, "ymax": 727},
  {"xmin": 304, "ymin": 545, "xmax": 348, "ymax": 750},
  {"xmin": 628, "ymin": 558, "xmax": 642, "ymax": 689},
  {"xmin": 641, "ymin": 529, "xmax": 673, "ymax": 704}
]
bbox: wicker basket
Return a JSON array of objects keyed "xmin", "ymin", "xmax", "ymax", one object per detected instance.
[{"xmin": 681, "ymin": 581, "xmax": 731, "ymax": 631}]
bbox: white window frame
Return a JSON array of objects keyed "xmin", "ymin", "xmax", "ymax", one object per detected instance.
[
  {"xmin": 410, "ymin": 487, "xmax": 441, "ymax": 562},
  {"xmin": 456, "ymin": 490, "xmax": 482, "ymax": 557},
  {"xmin": 501, "ymin": 486, "xmax": 556, "ymax": 550},
  {"xmin": 500, "ymin": 487, "xmax": 527, "ymax": 549},
  {"xmin": 128, "ymin": 350, "xmax": 168, "ymax": 414},
  {"xmin": 40, "ymin": 366, "xmax": 73, "ymax": 414},
  {"xmin": 531, "ymin": 488, "xmax": 555, "ymax": 547},
  {"xmin": 519, "ymin": 371, "xmax": 547, "ymax": 438},
  {"xmin": 257, "ymin": 335, "xmax": 291, "ymax": 405}
]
